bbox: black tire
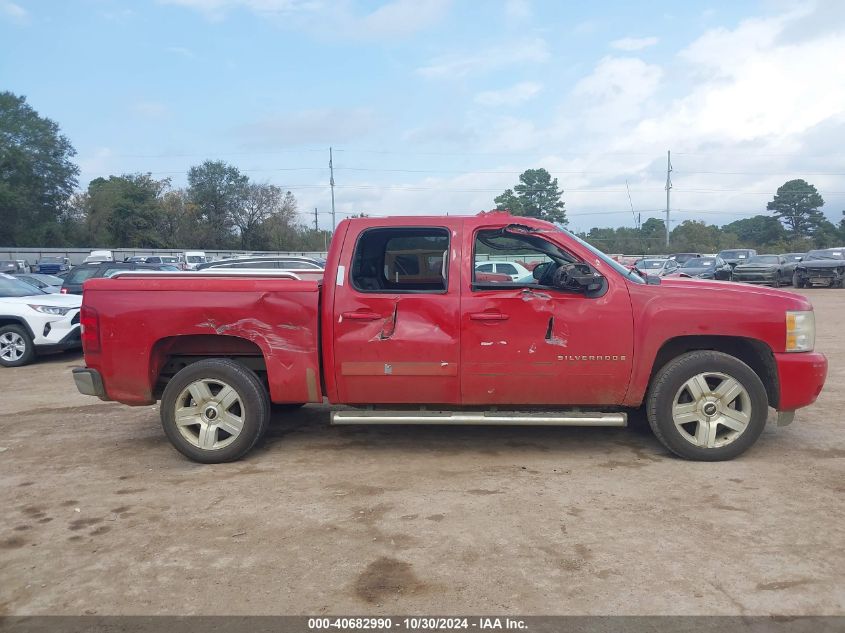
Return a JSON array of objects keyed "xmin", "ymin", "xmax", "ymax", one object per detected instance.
[
  {"xmin": 646, "ymin": 351, "xmax": 768, "ymax": 461},
  {"xmin": 160, "ymin": 359, "xmax": 270, "ymax": 463},
  {"xmin": 0, "ymin": 324, "xmax": 36, "ymax": 367},
  {"xmin": 793, "ymin": 272, "xmax": 805, "ymax": 288}
]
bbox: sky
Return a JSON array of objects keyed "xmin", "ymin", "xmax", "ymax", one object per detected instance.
[{"xmin": 2, "ymin": 0, "xmax": 845, "ymax": 232}]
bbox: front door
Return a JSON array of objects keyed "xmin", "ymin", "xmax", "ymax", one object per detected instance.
[
  {"xmin": 460, "ymin": 223, "xmax": 634, "ymax": 406},
  {"xmin": 332, "ymin": 224, "xmax": 462, "ymax": 405}
]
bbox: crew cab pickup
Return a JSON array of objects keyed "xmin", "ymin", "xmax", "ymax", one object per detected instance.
[{"xmin": 72, "ymin": 212, "xmax": 828, "ymax": 463}]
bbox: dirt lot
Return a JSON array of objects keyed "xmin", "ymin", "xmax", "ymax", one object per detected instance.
[{"xmin": 1, "ymin": 289, "xmax": 843, "ymax": 616}]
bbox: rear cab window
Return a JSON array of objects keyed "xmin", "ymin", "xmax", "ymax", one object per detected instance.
[{"xmin": 351, "ymin": 227, "xmax": 449, "ymax": 293}]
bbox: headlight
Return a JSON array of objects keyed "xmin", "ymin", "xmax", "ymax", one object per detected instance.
[
  {"xmin": 786, "ymin": 310, "xmax": 815, "ymax": 352},
  {"xmin": 28, "ymin": 305, "xmax": 73, "ymax": 316}
]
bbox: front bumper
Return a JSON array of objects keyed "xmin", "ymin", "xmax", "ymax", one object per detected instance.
[
  {"xmin": 29, "ymin": 308, "xmax": 81, "ymax": 351},
  {"xmin": 733, "ymin": 271, "xmax": 778, "ymax": 284},
  {"xmin": 775, "ymin": 351, "xmax": 827, "ymax": 411},
  {"xmin": 72, "ymin": 367, "xmax": 107, "ymax": 399}
]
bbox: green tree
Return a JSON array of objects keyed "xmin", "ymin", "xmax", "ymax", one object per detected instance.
[
  {"xmin": 187, "ymin": 160, "xmax": 248, "ymax": 248},
  {"xmin": 233, "ymin": 183, "xmax": 285, "ymax": 250},
  {"xmin": 494, "ymin": 168, "xmax": 566, "ymax": 224},
  {"xmin": 85, "ymin": 174, "xmax": 170, "ymax": 248},
  {"xmin": 0, "ymin": 92, "xmax": 79, "ymax": 245},
  {"xmin": 722, "ymin": 215, "xmax": 786, "ymax": 246},
  {"xmin": 670, "ymin": 220, "xmax": 723, "ymax": 252},
  {"xmin": 767, "ymin": 179, "xmax": 825, "ymax": 237}
]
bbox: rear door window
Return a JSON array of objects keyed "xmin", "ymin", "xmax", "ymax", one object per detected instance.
[{"xmin": 351, "ymin": 227, "xmax": 449, "ymax": 293}]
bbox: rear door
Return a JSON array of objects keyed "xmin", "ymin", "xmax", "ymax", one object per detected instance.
[{"xmin": 331, "ymin": 222, "xmax": 462, "ymax": 405}]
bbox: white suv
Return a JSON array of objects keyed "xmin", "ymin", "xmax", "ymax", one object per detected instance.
[{"xmin": 0, "ymin": 274, "xmax": 82, "ymax": 367}]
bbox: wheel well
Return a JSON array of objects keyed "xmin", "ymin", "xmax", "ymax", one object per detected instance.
[
  {"xmin": 0, "ymin": 317, "xmax": 34, "ymax": 339},
  {"xmin": 150, "ymin": 334, "xmax": 268, "ymax": 399},
  {"xmin": 650, "ymin": 335, "xmax": 779, "ymax": 408}
]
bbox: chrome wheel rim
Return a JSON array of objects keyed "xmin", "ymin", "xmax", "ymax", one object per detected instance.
[
  {"xmin": 0, "ymin": 332, "xmax": 26, "ymax": 362},
  {"xmin": 672, "ymin": 372, "xmax": 752, "ymax": 449},
  {"xmin": 174, "ymin": 379, "xmax": 244, "ymax": 450}
]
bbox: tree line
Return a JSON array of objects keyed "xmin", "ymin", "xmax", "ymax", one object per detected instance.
[{"xmin": 3, "ymin": 90, "xmax": 844, "ymax": 254}]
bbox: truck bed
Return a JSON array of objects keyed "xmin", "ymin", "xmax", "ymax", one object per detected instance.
[{"xmin": 82, "ymin": 274, "xmax": 322, "ymax": 405}]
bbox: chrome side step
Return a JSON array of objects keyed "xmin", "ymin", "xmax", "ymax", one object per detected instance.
[{"xmin": 331, "ymin": 410, "xmax": 626, "ymax": 427}]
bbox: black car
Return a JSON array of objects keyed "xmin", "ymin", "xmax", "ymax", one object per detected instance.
[
  {"xmin": 717, "ymin": 248, "xmax": 757, "ymax": 269},
  {"xmin": 59, "ymin": 262, "xmax": 177, "ymax": 294},
  {"xmin": 676, "ymin": 256, "xmax": 733, "ymax": 280},
  {"xmin": 792, "ymin": 248, "xmax": 845, "ymax": 288},
  {"xmin": 732, "ymin": 255, "xmax": 791, "ymax": 286}
]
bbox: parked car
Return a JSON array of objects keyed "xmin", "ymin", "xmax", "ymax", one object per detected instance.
[
  {"xmin": 474, "ymin": 261, "xmax": 532, "ymax": 281},
  {"xmin": 196, "ymin": 256, "xmax": 325, "ymax": 271},
  {"xmin": 73, "ymin": 212, "xmax": 827, "ymax": 464},
  {"xmin": 35, "ymin": 256, "xmax": 71, "ymax": 275},
  {"xmin": 732, "ymin": 255, "xmax": 793, "ymax": 286},
  {"xmin": 0, "ymin": 274, "xmax": 82, "ymax": 367},
  {"xmin": 143, "ymin": 255, "xmax": 183, "ymax": 269},
  {"xmin": 15, "ymin": 259, "xmax": 32, "ymax": 273},
  {"xmin": 83, "ymin": 250, "xmax": 114, "ymax": 264},
  {"xmin": 14, "ymin": 273, "xmax": 64, "ymax": 293},
  {"xmin": 673, "ymin": 256, "xmax": 733, "ymax": 280},
  {"xmin": 792, "ymin": 248, "xmax": 845, "ymax": 288},
  {"xmin": 668, "ymin": 253, "xmax": 701, "ymax": 265},
  {"xmin": 184, "ymin": 251, "xmax": 207, "ymax": 270},
  {"xmin": 0, "ymin": 260, "xmax": 18, "ymax": 274},
  {"xmin": 60, "ymin": 262, "xmax": 177, "ymax": 294},
  {"xmin": 718, "ymin": 248, "xmax": 757, "ymax": 269},
  {"xmin": 633, "ymin": 258, "xmax": 680, "ymax": 277}
]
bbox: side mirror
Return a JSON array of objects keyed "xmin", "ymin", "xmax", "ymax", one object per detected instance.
[{"xmin": 552, "ymin": 262, "xmax": 606, "ymax": 293}]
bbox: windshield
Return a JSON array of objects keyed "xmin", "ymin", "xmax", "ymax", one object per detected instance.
[
  {"xmin": 747, "ymin": 256, "xmax": 779, "ymax": 265},
  {"xmin": 39, "ymin": 256, "xmax": 63, "ymax": 263},
  {"xmin": 806, "ymin": 250, "xmax": 844, "ymax": 260},
  {"xmin": 683, "ymin": 258, "xmax": 715, "ymax": 268},
  {"xmin": 161, "ymin": 257, "xmax": 178, "ymax": 263},
  {"xmin": 64, "ymin": 267, "xmax": 101, "ymax": 284},
  {"xmin": 0, "ymin": 275, "xmax": 46, "ymax": 297},
  {"xmin": 557, "ymin": 226, "xmax": 645, "ymax": 284},
  {"xmin": 784, "ymin": 254, "xmax": 804, "ymax": 262},
  {"xmin": 719, "ymin": 250, "xmax": 750, "ymax": 259},
  {"xmin": 186, "ymin": 256, "xmax": 203, "ymax": 263},
  {"xmin": 637, "ymin": 259, "xmax": 666, "ymax": 269}
]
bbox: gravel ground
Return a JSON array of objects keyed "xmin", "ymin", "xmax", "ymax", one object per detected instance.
[{"xmin": 0, "ymin": 288, "xmax": 843, "ymax": 616}]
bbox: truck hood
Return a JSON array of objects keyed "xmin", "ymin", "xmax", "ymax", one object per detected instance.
[
  {"xmin": 657, "ymin": 277, "xmax": 811, "ymax": 308},
  {"xmin": 797, "ymin": 260, "xmax": 844, "ymax": 269},
  {"xmin": 0, "ymin": 293, "xmax": 82, "ymax": 308}
]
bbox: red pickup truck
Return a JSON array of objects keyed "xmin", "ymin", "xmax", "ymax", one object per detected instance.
[{"xmin": 73, "ymin": 212, "xmax": 828, "ymax": 463}]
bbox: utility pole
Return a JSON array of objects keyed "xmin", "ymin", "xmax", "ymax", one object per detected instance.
[
  {"xmin": 665, "ymin": 150, "xmax": 672, "ymax": 248},
  {"xmin": 329, "ymin": 147, "xmax": 336, "ymax": 232},
  {"xmin": 313, "ymin": 207, "xmax": 318, "ymax": 231}
]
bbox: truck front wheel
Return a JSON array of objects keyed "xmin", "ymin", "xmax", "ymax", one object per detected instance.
[
  {"xmin": 646, "ymin": 351, "xmax": 768, "ymax": 461},
  {"xmin": 161, "ymin": 359, "xmax": 270, "ymax": 463}
]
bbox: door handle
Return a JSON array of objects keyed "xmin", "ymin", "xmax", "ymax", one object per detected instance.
[
  {"xmin": 342, "ymin": 310, "xmax": 382, "ymax": 321},
  {"xmin": 470, "ymin": 312, "xmax": 510, "ymax": 321}
]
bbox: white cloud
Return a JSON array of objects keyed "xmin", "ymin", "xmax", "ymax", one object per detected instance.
[
  {"xmin": 418, "ymin": 38, "xmax": 549, "ymax": 78},
  {"xmin": 610, "ymin": 36, "xmax": 658, "ymax": 51},
  {"xmin": 475, "ymin": 81, "xmax": 542, "ymax": 106},
  {"xmin": 1, "ymin": 1, "xmax": 28, "ymax": 23}
]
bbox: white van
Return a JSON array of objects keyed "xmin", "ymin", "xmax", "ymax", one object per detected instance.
[
  {"xmin": 184, "ymin": 251, "xmax": 207, "ymax": 270},
  {"xmin": 83, "ymin": 250, "xmax": 114, "ymax": 264}
]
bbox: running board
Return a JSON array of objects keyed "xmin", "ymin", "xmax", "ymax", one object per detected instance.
[{"xmin": 331, "ymin": 410, "xmax": 626, "ymax": 427}]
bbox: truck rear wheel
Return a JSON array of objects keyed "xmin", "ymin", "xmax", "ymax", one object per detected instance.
[
  {"xmin": 161, "ymin": 359, "xmax": 270, "ymax": 463},
  {"xmin": 646, "ymin": 351, "xmax": 768, "ymax": 461}
]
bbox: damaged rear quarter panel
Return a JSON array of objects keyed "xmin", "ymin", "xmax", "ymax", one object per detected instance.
[{"xmin": 83, "ymin": 277, "xmax": 321, "ymax": 405}]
